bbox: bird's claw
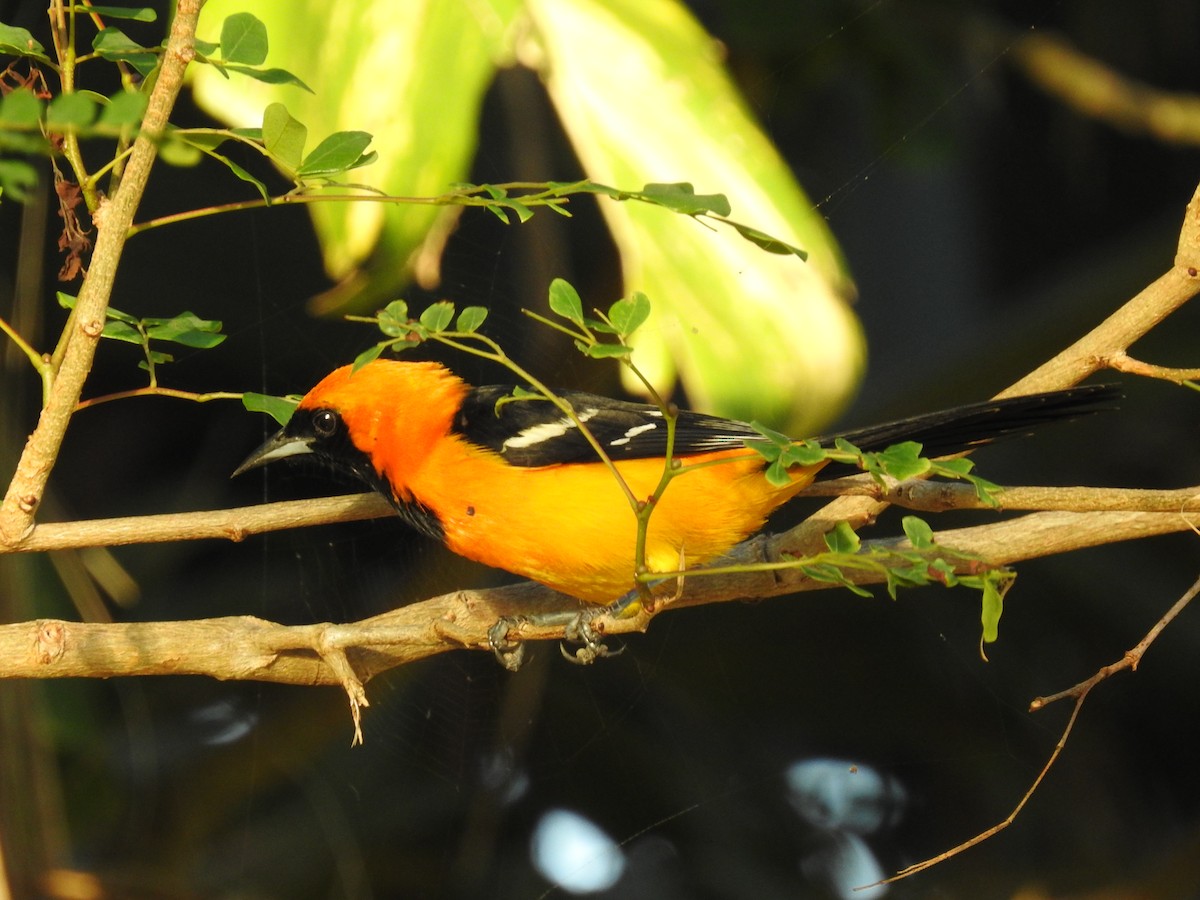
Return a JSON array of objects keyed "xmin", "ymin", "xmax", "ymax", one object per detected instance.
[
  {"xmin": 488, "ymin": 616, "xmax": 528, "ymax": 672},
  {"xmin": 559, "ymin": 609, "xmax": 623, "ymax": 665},
  {"xmin": 488, "ymin": 607, "xmax": 623, "ymax": 670}
]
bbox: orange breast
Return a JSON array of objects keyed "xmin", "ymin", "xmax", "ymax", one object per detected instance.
[{"xmin": 398, "ymin": 436, "xmax": 822, "ymax": 603}]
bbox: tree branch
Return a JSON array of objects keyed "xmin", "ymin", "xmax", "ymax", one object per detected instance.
[
  {"xmin": 0, "ymin": 0, "xmax": 205, "ymax": 545},
  {"xmin": 0, "ymin": 506, "xmax": 1192, "ymax": 690}
]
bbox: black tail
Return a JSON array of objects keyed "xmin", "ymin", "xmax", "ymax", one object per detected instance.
[{"xmin": 819, "ymin": 383, "xmax": 1120, "ymax": 460}]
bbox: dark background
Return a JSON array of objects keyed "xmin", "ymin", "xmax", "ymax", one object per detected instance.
[{"xmin": 3, "ymin": 1, "xmax": 1200, "ymax": 897}]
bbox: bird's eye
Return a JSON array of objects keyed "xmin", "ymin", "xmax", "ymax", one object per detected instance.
[{"xmin": 311, "ymin": 409, "xmax": 338, "ymax": 438}]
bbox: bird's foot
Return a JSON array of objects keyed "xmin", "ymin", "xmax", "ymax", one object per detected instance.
[
  {"xmin": 488, "ymin": 590, "xmax": 645, "ymax": 669},
  {"xmin": 559, "ymin": 608, "xmax": 623, "ymax": 665}
]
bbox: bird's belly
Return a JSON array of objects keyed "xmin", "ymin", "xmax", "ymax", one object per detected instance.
[{"xmin": 420, "ymin": 451, "xmax": 807, "ymax": 603}]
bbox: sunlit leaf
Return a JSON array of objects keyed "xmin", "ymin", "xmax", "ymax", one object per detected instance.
[
  {"xmin": 608, "ymin": 291, "xmax": 651, "ymax": 336},
  {"xmin": 220, "ymin": 12, "xmax": 269, "ymax": 65},
  {"xmin": 456, "ymin": 306, "xmax": 488, "ymax": 333},
  {"xmin": 192, "ymin": 0, "xmax": 522, "ymax": 315},
  {"xmin": 377, "ymin": 300, "xmax": 410, "ymax": 337},
  {"xmin": 220, "ymin": 64, "xmax": 313, "ymax": 92},
  {"xmin": 419, "ymin": 301, "xmax": 455, "ymax": 333},
  {"xmin": 548, "ymin": 278, "xmax": 584, "ymax": 327},
  {"xmin": 297, "ymin": 130, "xmax": 374, "ymax": 177},
  {"xmin": 261, "ymin": 102, "xmax": 306, "ymax": 170},
  {"xmin": 524, "ymin": 0, "xmax": 862, "ymax": 433}
]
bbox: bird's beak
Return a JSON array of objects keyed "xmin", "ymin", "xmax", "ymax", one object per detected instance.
[{"xmin": 232, "ymin": 430, "xmax": 314, "ymax": 478}]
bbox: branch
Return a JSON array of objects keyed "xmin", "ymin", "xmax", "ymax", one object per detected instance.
[
  {"xmin": 0, "ymin": 494, "xmax": 394, "ymax": 553},
  {"xmin": 2, "ymin": 484, "xmax": 1195, "ymax": 556},
  {"xmin": 0, "ymin": 0, "xmax": 205, "ymax": 545},
  {"xmin": 777, "ymin": 182, "xmax": 1200, "ymax": 563},
  {"xmin": 0, "ymin": 506, "xmax": 1192, "ymax": 687},
  {"xmin": 1012, "ymin": 32, "xmax": 1200, "ymax": 146}
]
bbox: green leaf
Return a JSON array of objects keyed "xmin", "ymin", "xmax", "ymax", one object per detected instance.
[
  {"xmin": 762, "ymin": 458, "xmax": 791, "ymax": 488},
  {"xmin": 100, "ymin": 321, "xmax": 142, "ymax": 344},
  {"xmin": 0, "ymin": 23, "xmax": 50, "ymax": 62},
  {"xmin": 419, "ymin": 301, "xmax": 455, "ymax": 333},
  {"xmin": 220, "ymin": 12, "xmax": 269, "ymax": 65},
  {"xmin": 728, "ymin": 221, "xmax": 808, "ymax": 260},
  {"xmin": 352, "ymin": 344, "xmax": 386, "ymax": 373},
  {"xmin": 935, "ymin": 457, "xmax": 974, "ymax": 476},
  {"xmin": 92, "ymin": 27, "xmax": 159, "ymax": 75},
  {"xmin": 242, "ymin": 392, "xmax": 298, "ymax": 425},
  {"xmin": 377, "ymin": 300, "xmax": 410, "ymax": 337},
  {"xmin": 901, "ymin": 516, "xmax": 935, "ymax": 549},
  {"xmin": 297, "ymin": 130, "xmax": 374, "ymax": 177},
  {"xmin": 221, "ymin": 63, "xmax": 314, "ymax": 92},
  {"xmin": 46, "ymin": 93, "xmax": 98, "ymax": 129},
  {"xmin": 823, "ymin": 521, "xmax": 860, "ymax": 554},
  {"xmin": 485, "ymin": 205, "xmax": 512, "ymax": 224},
  {"xmin": 548, "ymin": 278, "xmax": 584, "ymax": 327},
  {"xmin": 979, "ymin": 572, "xmax": 1013, "ymax": 653},
  {"xmin": 85, "ymin": 5, "xmax": 157, "ymax": 21},
  {"xmin": 200, "ymin": 149, "xmax": 270, "ymax": 201},
  {"xmin": 608, "ymin": 291, "xmax": 651, "ymax": 336},
  {"xmin": 874, "ymin": 442, "xmax": 931, "ymax": 482},
  {"xmin": 0, "ymin": 160, "xmax": 39, "ymax": 202},
  {"xmin": 144, "ymin": 312, "xmax": 226, "ymax": 349},
  {"xmin": 636, "ymin": 182, "xmax": 731, "ymax": 217},
  {"xmin": 801, "ymin": 562, "xmax": 872, "ymax": 598},
  {"xmin": 157, "ymin": 135, "xmax": 203, "ymax": 167},
  {"xmin": 0, "ymin": 88, "xmax": 42, "ymax": 127},
  {"xmin": 507, "ymin": 200, "xmax": 533, "ymax": 223},
  {"xmin": 966, "ymin": 474, "xmax": 1003, "ymax": 507},
  {"xmin": 103, "ymin": 305, "xmax": 141, "ymax": 326},
  {"xmin": 455, "ymin": 306, "xmax": 488, "ymax": 333},
  {"xmin": 261, "ymin": 102, "xmax": 306, "ymax": 171},
  {"xmin": 96, "ymin": 90, "xmax": 148, "ymax": 129},
  {"xmin": 779, "ymin": 441, "xmax": 829, "ymax": 469},
  {"xmin": 748, "ymin": 421, "xmax": 793, "ymax": 449},
  {"xmin": 585, "ymin": 343, "xmax": 634, "ymax": 359}
]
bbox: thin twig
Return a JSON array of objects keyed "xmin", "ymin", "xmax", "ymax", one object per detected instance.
[{"xmin": 873, "ymin": 571, "xmax": 1200, "ymax": 885}]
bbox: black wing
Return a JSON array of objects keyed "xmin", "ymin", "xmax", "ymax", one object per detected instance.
[
  {"xmin": 453, "ymin": 383, "xmax": 1120, "ymax": 469},
  {"xmin": 453, "ymin": 385, "xmax": 761, "ymax": 467}
]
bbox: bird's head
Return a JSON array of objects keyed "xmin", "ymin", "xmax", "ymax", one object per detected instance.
[{"xmin": 232, "ymin": 360, "xmax": 468, "ymax": 496}]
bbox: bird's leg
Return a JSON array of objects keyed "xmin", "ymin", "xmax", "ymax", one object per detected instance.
[
  {"xmin": 490, "ymin": 560, "xmax": 688, "ymax": 669},
  {"xmin": 487, "ymin": 591, "xmax": 643, "ymax": 670}
]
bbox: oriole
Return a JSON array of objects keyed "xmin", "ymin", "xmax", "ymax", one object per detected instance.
[{"xmin": 235, "ymin": 359, "xmax": 1113, "ymax": 604}]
